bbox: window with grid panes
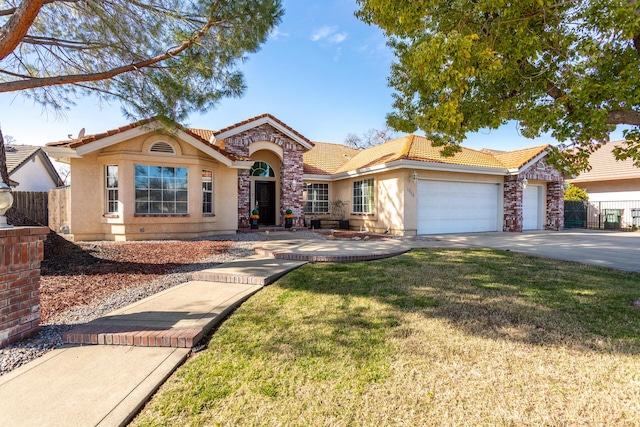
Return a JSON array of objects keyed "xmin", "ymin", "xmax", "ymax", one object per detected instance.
[
  {"xmin": 105, "ymin": 165, "xmax": 118, "ymax": 214},
  {"xmin": 304, "ymin": 183, "xmax": 329, "ymax": 214},
  {"xmin": 134, "ymin": 165, "xmax": 188, "ymax": 214},
  {"xmin": 352, "ymin": 178, "xmax": 374, "ymax": 214},
  {"xmin": 202, "ymin": 170, "xmax": 213, "ymax": 214}
]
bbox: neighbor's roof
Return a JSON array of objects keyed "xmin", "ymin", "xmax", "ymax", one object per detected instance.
[
  {"xmin": 45, "ymin": 117, "xmax": 245, "ymax": 161},
  {"xmin": 5, "ymin": 144, "xmax": 41, "ymax": 174},
  {"xmin": 571, "ymin": 141, "xmax": 640, "ymax": 183},
  {"xmin": 5, "ymin": 144, "xmax": 63, "ymax": 186},
  {"xmin": 332, "ymin": 135, "xmax": 549, "ymax": 173},
  {"xmin": 303, "ymin": 142, "xmax": 360, "ymax": 175}
]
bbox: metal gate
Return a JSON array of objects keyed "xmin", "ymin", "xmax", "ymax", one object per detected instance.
[{"xmin": 565, "ymin": 200, "xmax": 640, "ymax": 230}]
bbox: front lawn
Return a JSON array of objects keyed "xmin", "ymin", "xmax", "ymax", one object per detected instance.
[{"xmin": 132, "ymin": 249, "xmax": 640, "ymax": 426}]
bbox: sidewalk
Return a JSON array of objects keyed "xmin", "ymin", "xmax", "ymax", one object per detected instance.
[{"xmin": 0, "ymin": 237, "xmax": 410, "ymax": 427}]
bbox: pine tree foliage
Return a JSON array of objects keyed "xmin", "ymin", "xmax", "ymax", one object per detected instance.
[
  {"xmin": 356, "ymin": 0, "xmax": 640, "ymax": 174},
  {"xmin": 0, "ymin": 0, "xmax": 283, "ymax": 121}
]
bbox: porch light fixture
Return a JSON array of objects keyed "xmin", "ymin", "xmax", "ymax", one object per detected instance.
[
  {"xmin": 519, "ymin": 178, "xmax": 528, "ymax": 190},
  {"xmin": 563, "ymin": 180, "xmax": 570, "ymax": 191},
  {"xmin": 411, "ymin": 171, "xmax": 419, "ymax": 183},
  {"xmin": 238, "ymin": 177, "xmax": 243, "ymax": 188},
  {"xmin": 291, "ymin": 180, "xmax": 298, "ymax": 191},
  {"xmin": 0, "ymin": 182, "xmax": 14, "ymax": 228}
]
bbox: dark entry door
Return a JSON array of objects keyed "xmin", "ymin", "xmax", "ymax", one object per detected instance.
[{"xmin": 255, "ymin": 181, "xmax": 276, "ymax": 225}]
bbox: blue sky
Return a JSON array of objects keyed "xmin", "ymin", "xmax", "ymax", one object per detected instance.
[{"xmin": 0, "ymin": 0, "xmax": 624, "ymax": 150}]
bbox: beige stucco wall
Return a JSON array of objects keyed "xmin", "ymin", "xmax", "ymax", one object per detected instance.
[
  {"xmin": 69, "ymin": 133, "xmax": 238, "ymax": 241},
  {"xmin": 573, "ymin": 178, "xmax": 640, "ymax": 201}
]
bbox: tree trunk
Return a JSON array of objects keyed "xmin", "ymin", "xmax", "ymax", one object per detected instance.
[{"xmin": 0, "ymin": 126, "xmax": 10, "ymax": 185}]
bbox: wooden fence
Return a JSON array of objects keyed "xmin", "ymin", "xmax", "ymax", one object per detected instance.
[
  {"xmin": 12, "ymin": 191, "xmax": 49, "ymax": 226},
  {"xmin": 48, "ymin": 187, "xmax": 71, "ymax": 233}
]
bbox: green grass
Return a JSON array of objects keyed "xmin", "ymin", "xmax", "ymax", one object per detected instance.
[{"xmin": 132, "ymin": 249, "xmax": 640, "ymax": 426}]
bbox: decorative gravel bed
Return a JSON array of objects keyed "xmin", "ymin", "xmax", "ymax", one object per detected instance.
[{"xmin": 0, "ymin": 232, "xmax": 281, "ymax": 376}]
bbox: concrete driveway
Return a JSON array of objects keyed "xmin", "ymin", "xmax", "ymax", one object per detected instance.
[{"xmin": 413, "ymin": 230, "xmax": 640, "ymax": 273}]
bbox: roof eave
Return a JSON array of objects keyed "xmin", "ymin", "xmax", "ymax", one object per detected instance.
[
  {"xmin": 510, "ymin": 149, "xmax": 550, "ymax": 175},
  {"xmin": 327, "ymin": 159, "xmax": 509, "ymax": 180},
  {"xmin": 175, "ymin": 129, "xmax": 234, "ymax": 167},
  {"xmin": 303, "ymin": 173, "xmax": 334, "ymax": 181},
  {"xmin": 214, "ymin": 116, "xmax": 314, "ymax": 150},
  {"xmin": 43, "ymin": 146, "xmax": 83, "ymax": 160}
]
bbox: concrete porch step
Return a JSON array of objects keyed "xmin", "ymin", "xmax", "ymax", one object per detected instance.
[
  {"xmin": 192, "ymin": 254, "xmax": 307, "ymax": 285},
  {"xmin": 62, "ymin": 280, "xmax": 263, "ymax": 348}
]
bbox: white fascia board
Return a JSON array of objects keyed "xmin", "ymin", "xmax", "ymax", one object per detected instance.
[
  {"xmin": 74, "ymin": 122, "xmax": 164, "ymax": 156},
  {"xmin": 510, "ymin": 150, "xmax": 550, "ymax": 175},
  {"xmin": 229, "ymin": 161, "xmax": 254, "ymax": 170},
  {"xmin": 214, "ymin": 116, "xmax": 314, "ymax": 150},
  {"xmin": 303, "ymin": 174, "xmax": 334, "ymax": 182},
  {"xmin": 175, "ymin": 130, "xmax": 233, "ymax": 167},
  {"xmin": 43, "ymin": 146, "xmax": 82, "ymax": 160},
  {"xmin": 330, "ymin": 160, "xmax": 508, "ymax": 180}
]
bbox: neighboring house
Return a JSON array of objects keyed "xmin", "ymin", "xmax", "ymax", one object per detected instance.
[
  {"xmin": 569, "ymin": 142, "xmax": 640, "ymax": 229},
  {"xmin": 6, "ymin": 145, "xmax": 63, "ymax": 191},
  {"xmin": 44, "ymin": 114, "xmax": 565, "ymax": 241}
]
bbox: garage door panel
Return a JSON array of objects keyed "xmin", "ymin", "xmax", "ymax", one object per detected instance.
[
  {"xmin": 417, "ymin": 181, "xmax": 500, "ymax": 234},
  {"xmin": 523, "ymin": 186, "xmax": 540, "ymax": 230}
]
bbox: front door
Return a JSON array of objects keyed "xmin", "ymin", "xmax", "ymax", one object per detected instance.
[{"xmin": 255, "ymin": 181, "xmax": 276, "ymax": 225}]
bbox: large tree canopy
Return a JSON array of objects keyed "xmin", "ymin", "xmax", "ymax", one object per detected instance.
[
  {"xmin": 356, "ymin": 0, "xmax": 640, "ymax": 173},
  {"xmin": 0, "ymin": 0, "xmax": 283, "ymax": 121}
]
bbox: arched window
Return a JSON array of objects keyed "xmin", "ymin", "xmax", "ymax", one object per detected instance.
[{"xmin": 250, "ymin": 161, "xmax": 275, "ymax": 177}]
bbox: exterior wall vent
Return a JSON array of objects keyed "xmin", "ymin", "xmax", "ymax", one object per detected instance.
[{"xmin": 149, "ymin": 141, "xmax": 175, "ymax": 154}]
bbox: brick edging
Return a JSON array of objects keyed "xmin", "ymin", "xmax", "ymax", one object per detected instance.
[
  {"xmin": 254, "ymin": 247, "xmax": 411, "ymax": 263},
  {"xmin": 63, "ymin": 325, "xmax": 202, "ymax": 348}
]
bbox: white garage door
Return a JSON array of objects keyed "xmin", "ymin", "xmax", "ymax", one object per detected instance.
[
  {"xmin": 523, "ymin": 186, "xmax": 541, "ymax": 230},
  {"xmin": 417, "ymin": 180, "xmax": 500, "ymax": 234}
]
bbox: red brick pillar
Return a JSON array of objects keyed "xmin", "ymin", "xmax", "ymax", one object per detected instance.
[
  {"xmin": 0, "ymin": 227, "xmax": 49, "ymax": 348},
  {"xmin": 546, "ymin": 181, "xmax": 565, "ymax": 231},
  {"xmin": 503, "ymin": 176, "xmax": 523, "ymax": 232}
]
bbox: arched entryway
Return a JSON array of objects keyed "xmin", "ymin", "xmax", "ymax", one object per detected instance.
[{"xmin": 250, "ymin": 161, "xmax": 278, "ymax": 225}]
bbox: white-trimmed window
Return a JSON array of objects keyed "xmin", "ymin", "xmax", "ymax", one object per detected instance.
[
  {"xmin": 304, "ymin": 183, "xmax": 329, "ymax": 214},
  {"xmin": 202, "ymin": 170, "xmax": 213, "ymax": 214},
  {"xmin": 106, "ymin": 165, "xmax": 118, "ymax": 214},
  {"xmin": 352, "ymin": 179, "xmax": 375, "ymax": 214},
  {"xmin": 135, "ymin": 165, "xmax": 188, "ymax": 214}
]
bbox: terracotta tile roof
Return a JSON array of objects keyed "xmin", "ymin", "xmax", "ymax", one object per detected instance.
[
  {"xmin": 188, "ymin": 128, "xmax": 216, "ymax": 142},
  {"xmin": 5, "ymin": 144, "xmax": 42, "ymax": 174},
  {"xmin": 333, "ymin": 135, "xmax": 549, "ymax": 173},
  {"xmin": 45, "ymin": 117, "xmax": 245, "ymax": 161},
  {"xmin": 303, "ymin": 142, "xmax": 360, "ymax": 175},
  {"xmin": 214, "ymin": 113, "xmax": 314, "ymax": 147},
  {"xmin": 493, "ymin": 145, "xmax": 551, "ymax": 169},
  {"xmin": 571, "ymin": 141, "xmax": 640, "ymax": 182}
]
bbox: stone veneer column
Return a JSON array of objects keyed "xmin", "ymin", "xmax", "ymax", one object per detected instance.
[
  {"xmin": 546, "ymin": 181, "xmax": 565, "ymax": 231},
  {"xmin": 237, "ymin": 170, "xmax": 251, "ymax": 229},
  {"xmin": 280, "ymin": 149, "xmax": 305, "ymax": 227},
  {"xmin": 503, "ymin": 176, "xmax": 523, "ymax": 232},
  {"xmin": 0, "ymin": 227, "xmax": 49, "ymax": 348}
]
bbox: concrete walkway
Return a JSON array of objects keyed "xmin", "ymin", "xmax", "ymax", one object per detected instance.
[{"xmin": 0, "ymin": 237, "xmax": 409, "ymax": 427}]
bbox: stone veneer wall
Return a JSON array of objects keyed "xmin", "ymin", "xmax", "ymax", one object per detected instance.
[
  {"xmin": 0, "ymin": 227, "xmax": 49, "ymax": 348},
  {"xmin": 503, "ymin": 158, "xmax": 565, "ymax": 232},
  {"xmin": 223, "ymin": 124, "xmax": 307, "ymax": 227}
]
